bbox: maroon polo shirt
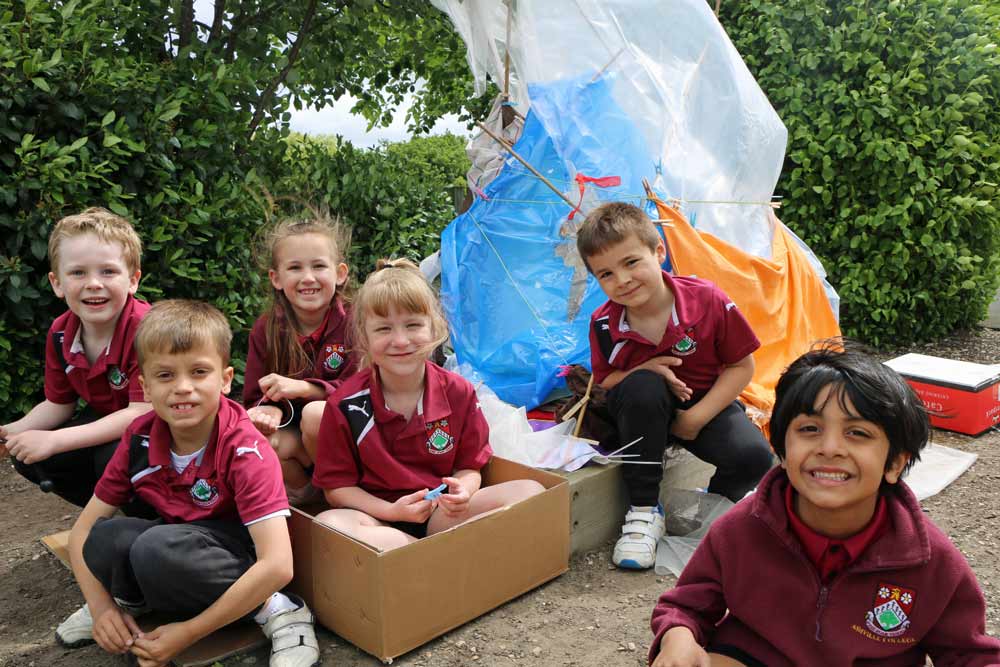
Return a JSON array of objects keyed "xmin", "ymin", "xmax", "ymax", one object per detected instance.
[
  {"xmin": 243, "ymin": 296, "xmax": 356, "ymax": 408},
  {"xmin": 312, "ymin": 361, "xmax": 493, "ymax": 502},
  {"xmin": 588, "ymin": 271, "xmax": 759, "ymax": 396},
  {"xmin": 44, "ymin": 295, "xmax": 150, "ymax": 415},
  {"xmin": 786, "ymin": 484, "xmax": 890, "ymax": 583},
  {"xmin": 96, "ymin": 397, "xmax": 289, "ymax": 525}
]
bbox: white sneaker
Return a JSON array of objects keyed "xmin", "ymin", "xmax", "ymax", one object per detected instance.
[
  {"xmin": 612, "ymin": 505, "xmax": 666, "ymax": 570},
  {"xmin": 261, "ymin": 595, "xmax": 320, "ymax": 667},
  {"xmin": 55, "ymin": 604, "xmax": 94, "ymax": 648}
]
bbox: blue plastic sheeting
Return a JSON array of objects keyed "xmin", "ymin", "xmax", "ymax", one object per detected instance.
[{"xmin": 440, "ymin": 76, "xmax": 668, "ymax": 409}]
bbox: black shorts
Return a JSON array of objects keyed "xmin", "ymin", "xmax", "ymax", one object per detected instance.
[{"xmin": 387, "ymin": 519, "xmax": 429, "ymax": 539}]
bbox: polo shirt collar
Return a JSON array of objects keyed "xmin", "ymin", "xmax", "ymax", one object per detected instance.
[
  {"xmin": 296, "ymin": 296, "xmax": 345, "ymax": 345},
  {"xmin": 370, "ymin": 361, "xmax": 453, "ymax": 423},
  {"xmin": 63, "ymin": 295, "xmax": 139, "ymax": 369},
  {"xmin": 607, "ymin": 270, "xmax": 706, "ymax": 344},
  {"xmin": 785, "ymin": 483, "xmax": 889, "ymax": 573},
  {"xmin": 146, "ymin": 395, "xmax": 233, "ymax": 478}
]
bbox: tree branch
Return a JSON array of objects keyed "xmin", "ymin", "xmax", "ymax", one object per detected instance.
[
  {"xmin": 177, "ymin": 0, "xmax": 195, "ymax": 49},
  {"xmin": 208, "ymin": 0, "xmax": 227, "ymax": 45},
  {"xmin": 246, "ymin": 0, "xmax": 320, "ymax": 139}
]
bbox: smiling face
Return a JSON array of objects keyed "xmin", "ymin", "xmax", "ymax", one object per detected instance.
[
  {"xmin": 363, "ymin": 306, "xmax": 434, "ymax": 384},
  {"xmin": 586, "ymin": 233, "xmax": 669, "ymax": 314},
  {"xmin": 48, "ymin": 233, "xmax": 140, "ymax": 335},
  {"xmin": 139, "ymin": 342, "xmax": 234, "ymax": 450},
  {"xmin": 782, "ymin": 384, "xmax": 909, "ymax": 538},
  {"xmin": 268, "ymin": 233, "xmax": 347, "ymax": 326}
]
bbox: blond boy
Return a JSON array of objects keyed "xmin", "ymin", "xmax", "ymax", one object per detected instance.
[
  {"xmin": 2, "ymin": 207, "xmax": 152, "ymax": 508},
  {"xmin": 63, "ymin": 300, "xmax": 318, "ymax": 667}
]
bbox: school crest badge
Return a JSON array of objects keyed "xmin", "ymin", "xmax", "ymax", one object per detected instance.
[
  {"xmin": 324, "ymin": 344, "xmax": 346, "ymax": 372},
  {"xmin": 671, "ymin": 328, "xmax": 697, "ymax": 356},
  {"xmin": 425, "ymin": 419, "xmax": 454, "ymax": 455},
  {"xmin": 107, "ymin": 365, "xmax": 128, "ymax": 389},
  {"xmin": 190, "ymin": 478, "xmax": 220, "ymax": 508},
  {"xmin": 865, "ymin": 582, "xmax": 915, "ymax": 637}
]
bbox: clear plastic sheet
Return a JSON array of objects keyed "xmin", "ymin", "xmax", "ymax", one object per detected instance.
[
  {"xmin": 433, "ymin": 0, "xmax": 837, "ymax": 408},
  {"xmin": 655, "ymin": 489, "xmax": 734, "ymax": 578}
]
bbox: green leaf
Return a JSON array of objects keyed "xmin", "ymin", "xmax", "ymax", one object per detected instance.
[
  {"xmin": 101, "ymin": 110, "xmax": 116, "ymax": 127},
  {"xmin": 31, "ymin": 77, "xmax": 51, "ymax": 92}
]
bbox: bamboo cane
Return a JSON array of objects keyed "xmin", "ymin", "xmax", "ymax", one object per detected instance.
[
  {"xmin": 476, "ymin": 121, "xmax": 577, "ymax": 209},
  {"xmin": 572, "ymin": 372, "xmax": 595, "ymax": 438}
]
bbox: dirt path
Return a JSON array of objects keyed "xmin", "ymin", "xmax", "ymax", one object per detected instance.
[{"xmin": 2, "ymin": 330, "xmax": 998, "ymax": 666}]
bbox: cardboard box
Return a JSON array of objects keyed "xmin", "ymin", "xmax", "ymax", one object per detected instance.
[
  {"xmin": 287, "ymin": 457, "xmax": 569, "ymax": 662},
  {"xmin": 885, "ymin": 353, "xmax": 1000, "ymax": 436}
]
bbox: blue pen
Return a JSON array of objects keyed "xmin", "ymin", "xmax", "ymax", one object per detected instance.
[{"xmin": 424, "ymin": 483, "xmax": 448, "ymax": 501}]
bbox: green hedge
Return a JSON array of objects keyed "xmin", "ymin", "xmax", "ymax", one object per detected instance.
[
  {"xmin": 718, "ymin": 0, "xmax": 1000, "ymax": 346},
  {"xmin": 0, "ymin": 2, "xmax": 469, "ymax": 423}
]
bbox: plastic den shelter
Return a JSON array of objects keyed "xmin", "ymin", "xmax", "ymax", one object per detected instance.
[{"xmin": 433, "ymin": 0, "xmax": 841, "ymax": 417}]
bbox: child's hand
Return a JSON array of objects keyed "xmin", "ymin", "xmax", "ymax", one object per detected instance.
[
  {"xmin": 4, "ymin": 429, "xmax": 60, "ymax": 464},
  {"xmin": 131, "ymin": 621, "xmax": 193, "ymax": 667},
  {"xmin": 0, "ymin": 424, "xmax": 8, "ymax": 456},
  {"xmin": 436, "ymin": 476, "xmax": 471, "ymax": 518},
  {"xmin": 640, "ymin": 356, "xmax": 692, "ymax": 402},
  {"xmin": 651, "ymin": 626, "xmax": 710, "ymax": 667},
  {"xmin": 391, "ymin": 489, "xmax": 436, "ymax": 523},
  {"xmin": 670, "ymin": 409, "xmax": 706, "ymax": 442},
  {"xmin": 247, "ymin": 405, "xmax": 283, "ymax": 435},
  {"xmin": 259, "ymin": 373, "xmax": 309, "ymax": 401},
  {"xmin": 92, "ymin": 604, "xmax": 141, "ymax": 654}
]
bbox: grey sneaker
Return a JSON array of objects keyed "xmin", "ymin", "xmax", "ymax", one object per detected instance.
[
  {"xmin": 55, "ymin": 604, "xmax": 94, "ymax": 648},
  {"xmin": 261, "ymin": 595, "xmax": 320, "ymax": 667}
]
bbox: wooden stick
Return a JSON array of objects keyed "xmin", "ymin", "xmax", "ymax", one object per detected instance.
[
  {"xmin": 476, "ymin": 121, "xmax": 577, "ymax": 209},
  {"xmin": 590, "ymin": 47, "xmax": 625, "ymax": 83},
  {"xmin": 572, "ymin": 373, "xmax": 595, "ymax": 438},
  {"xmin": 503, "ymin": 0, "xmax": 512, "ymax": 102}
]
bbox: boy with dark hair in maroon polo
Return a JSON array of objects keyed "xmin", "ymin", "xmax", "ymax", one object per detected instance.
[
  {"xmin": 2, "ymin": 207, "xmax": 153, "ymax": 509},
  {"xmin": 649, "ymin": 344, "xmax": 1000, "ymax": 666},
  {"xmin": 577, "ymin": 202, "xmax": 773, "ymax": 570},
  {"xmin": 60, "ymin": 300, "xmax": 318, "ymax": 667}
]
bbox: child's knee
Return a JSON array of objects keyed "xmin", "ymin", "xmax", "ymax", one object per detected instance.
[
  {"xmin": 611, "ymin": 370, "xmax": 676, "ymax": 411},
  {"xmin": 508, "ymin": 479, "xmax": 545, "ymax": 501},
  {"xmin": 300, "ymin": 401, "xmax": 325, "ymax": 436},
  {"xmin": 128, "ymin": 525, "xmax": 192, "ymax": 583}
]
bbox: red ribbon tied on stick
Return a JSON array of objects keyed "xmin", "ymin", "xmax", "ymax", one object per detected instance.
[{"xmin": 567, "ymin": 173, "xmax": 622, "ymax": 220}]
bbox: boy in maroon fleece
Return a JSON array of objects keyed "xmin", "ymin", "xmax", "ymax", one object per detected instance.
[{"xmin": 650, "ymin": 343, "xmax": 1000, "ymax": 667}]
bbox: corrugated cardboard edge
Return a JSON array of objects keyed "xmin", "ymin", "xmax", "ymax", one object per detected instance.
[
  {"xmin": 297, "ymin": 457, "xmax": 570, "ymax": 662},
  {"xmin": 41, "ymin": 530, "xmax": 267, "ymax": 667}
]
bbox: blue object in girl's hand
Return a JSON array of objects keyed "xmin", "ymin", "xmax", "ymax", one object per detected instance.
[{"xmin": 425, "ymin": 483, "xmax": 448, "ymax": 501}]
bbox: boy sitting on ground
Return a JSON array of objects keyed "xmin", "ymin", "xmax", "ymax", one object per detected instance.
[
  {"xmin": 577, "ymin": 202, "xmax": 773, "ymax": 570},
  {"xmin": 2, "ymin": 207, "xmax": 152, "ymax": 509},
  {"xmin": 62, "ymin": 300, "xmax": 318, "ymax": 667},
  {"xmin": 649, "ymin": 343, "xmax": 1000, "ymax": 666}
]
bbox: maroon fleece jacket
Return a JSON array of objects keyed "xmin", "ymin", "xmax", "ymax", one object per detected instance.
[
  {"xmin": 243, "ymin": 297, "xmax": 356, "ymax": 410},
  {"xmin": 650, "ymin": 467, "xmax": 1000, "ymax": 666}
]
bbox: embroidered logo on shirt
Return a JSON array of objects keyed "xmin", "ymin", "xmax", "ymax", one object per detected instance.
[
  {"xmin": 671, "ymin": 328, "xmax": 697, "ymax": 356},
  {"xmin": 425, "ymin": 419, "xmax": 454, "ymax": 455},
  {"xmin": 107, "ymin": 365, "xmax": 128, "ymax": 390},
  {"xmin": 864, "ymin": 582, "xmax": 915, "ymax": 637},
  {"xmin": 190, "ymin": 478, "xmax": 220, "ymax": 508},
  {"xmin": 324, "ymin": 343, "xmax": 346, "ymax": 372}
]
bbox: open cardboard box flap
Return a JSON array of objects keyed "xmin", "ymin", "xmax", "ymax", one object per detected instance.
[{"xmin": 288, "ymin": 456, "xmax": 570, "ymax": 662}]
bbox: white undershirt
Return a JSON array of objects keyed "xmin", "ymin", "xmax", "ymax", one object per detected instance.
[{"xmin": 169, "ymin": 446, "xmax": 206, "ymax": 474}]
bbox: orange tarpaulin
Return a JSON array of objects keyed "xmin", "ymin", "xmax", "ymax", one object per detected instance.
[{"xmin": 650, "ymin": 196, "xmax": 841, "ymax": 432}]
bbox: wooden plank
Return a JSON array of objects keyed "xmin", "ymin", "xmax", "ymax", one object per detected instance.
[{"xmin": 557, "ymin": 463, "xmax": 628, "ymax": 556}]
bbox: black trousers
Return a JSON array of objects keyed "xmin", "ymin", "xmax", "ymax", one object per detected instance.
[
  {"xmin": 604, "ymin": 370, "xmax": 773, "ymax": 506},
  {"xmin": 83, "ymin": 517, "xmax": 256, "ymax": 616},
  {"xmin": 12, "ymin": 410, "xmax": 155, "ymax": 518}
]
